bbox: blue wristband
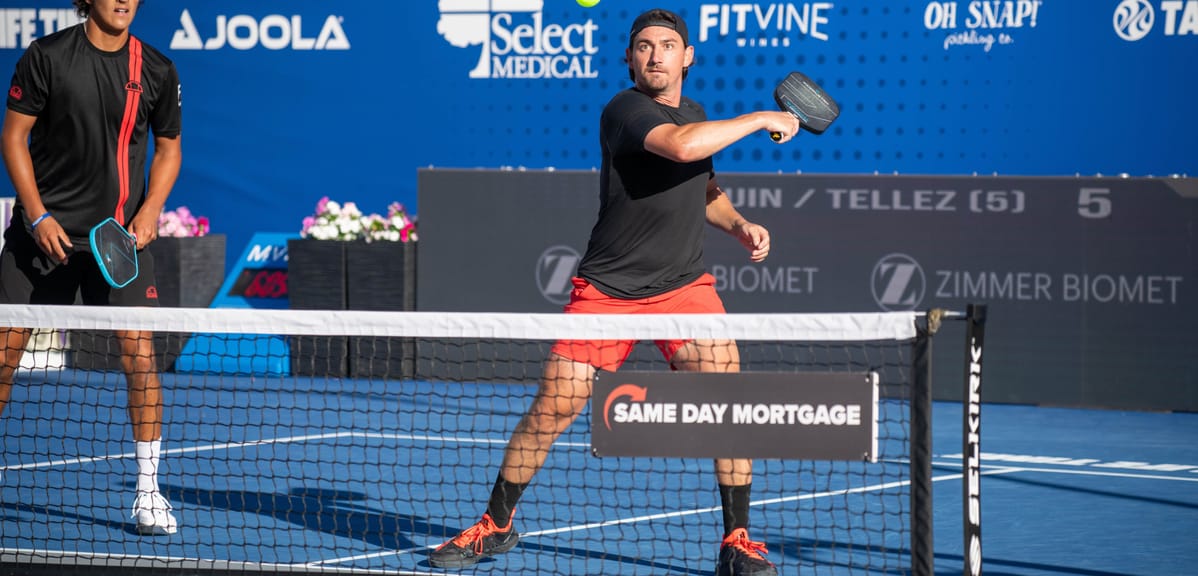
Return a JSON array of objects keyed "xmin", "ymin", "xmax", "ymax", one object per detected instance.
[{"xmin": 30, "ymin": 212, "xmax": 52, "ymax": 230}]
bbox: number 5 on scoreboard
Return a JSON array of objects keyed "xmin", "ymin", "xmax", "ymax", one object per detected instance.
[{"xmin": 1078, "ymin": 187, "xmax": 1112, "ymax": 219}]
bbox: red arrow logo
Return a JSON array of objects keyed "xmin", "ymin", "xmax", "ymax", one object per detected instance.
[{"xmin": 603, "ymin": 384, "xmax": 647, "ymax": 431}]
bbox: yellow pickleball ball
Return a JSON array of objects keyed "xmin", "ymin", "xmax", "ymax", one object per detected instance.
[{"xmin": 577, "ymin": 0, "xmax": 600, "ymax": 7}]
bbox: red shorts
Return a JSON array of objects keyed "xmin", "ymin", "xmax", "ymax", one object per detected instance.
[{"xmin": 549, "ymin": 273, "xmax": 726, "ymax": 371}]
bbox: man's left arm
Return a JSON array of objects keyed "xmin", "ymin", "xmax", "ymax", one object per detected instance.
[
  {"xmin": 706, "ymin": 177, "xmax": 769, "ymax": 263},
  {"xmin": 128, "ymin": 135, "xmax": 181, "ymax": 249}
]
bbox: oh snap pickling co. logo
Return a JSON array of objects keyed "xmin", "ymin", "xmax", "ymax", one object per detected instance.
[
  {"xmin": 437, "ymin": 0, "xmax": 599, "ymax": 79},
  {"xmin": 922, "ymin": 0, "xmax": 1045, "ymax": 51}
]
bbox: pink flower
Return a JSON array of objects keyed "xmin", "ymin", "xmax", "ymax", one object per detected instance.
[{"xmin": 158, "ymin": 206, "xmax": 210, "ymax": 238}]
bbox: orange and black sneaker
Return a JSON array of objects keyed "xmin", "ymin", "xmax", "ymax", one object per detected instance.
[
  {"xmin": 716, "ymin": 528, "xmax": 778, "ymax": 576},
  {"xmin": 428, "ymin": 512, "xmax": 519, "ymax": 569}
]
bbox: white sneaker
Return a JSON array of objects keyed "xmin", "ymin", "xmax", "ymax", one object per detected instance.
[{"xmin": 131, "ymin": 491, "xmax": 178, "ymax": 535}]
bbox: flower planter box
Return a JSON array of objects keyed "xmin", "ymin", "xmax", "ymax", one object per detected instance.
[
  {"xmin": 150, "ymin": 235, "xmax": 227, "ymax": 308},
  {"xmin": 70, "ymin": 235, "xmax": 227, "ymax": 372},
  {"xmin": 287, "ymin": 239, "xmax": 417, "ymax": 379},
  {"xmin": 346, "ymin": 241, "xmax": 417, "ymax": 380},
  {"xmin": 286, "ymin": 239, "xmax": 349, "ymax": 377}
]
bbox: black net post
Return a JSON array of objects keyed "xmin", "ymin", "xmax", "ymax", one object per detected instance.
[
  {"xmin": 909, "ymin": 310, "xmax": 937, "ymax": 576},
  {"xmin": 962, "ymin": 304, "xmax": 987, "ymax": 576}
]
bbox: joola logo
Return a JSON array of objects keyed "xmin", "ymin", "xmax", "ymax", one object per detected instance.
[
  {"xmin": 536, "ymin": 245, "xmax": 580, "ymax": 306},
  {"xmin": 871, "ymin": 253, "xmax": 926, "ymax": 311},
  {"xmin": 437, "ymin": 0, "xmax": 598, "ymax": 79},
  {"xmin": 170, "ymin": 9, "xmax": 350, "ymax": 51}
]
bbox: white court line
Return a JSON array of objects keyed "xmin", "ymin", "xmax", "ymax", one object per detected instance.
[
  {"xmin": 0, "ymin": 431, "xmax": 510, "ymax": 472},
  {"xmin": 308, "ymin": 468, "xmax": 995, "ymax": 567},
  {"xmin": 8, "ymin": 434, "xmax": 1192, "ymax": 570},
  {"xmin": 0, "ymin": 546, "xmax": 420, "ymax": 575},
  {"xmin": 309, "ymin": 458, "xmax": 1198, "ymax": 566},
  {"xmin": 968, "ymin": 463, "xmax": 1198, "ymax": 483}
]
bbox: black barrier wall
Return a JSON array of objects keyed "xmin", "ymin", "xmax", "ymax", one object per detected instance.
[{"xmin": 417, "ymin": 169, "xmax": 1197, "ymax": 412}]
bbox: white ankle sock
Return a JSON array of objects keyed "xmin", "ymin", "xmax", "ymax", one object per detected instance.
[{"xmin": 136, "ymin": 439, "xmax": 161, "ymax": 493}]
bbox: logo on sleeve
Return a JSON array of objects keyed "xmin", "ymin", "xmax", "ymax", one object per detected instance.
[{"xmin": 8, "ymin": 86, "xmax": 21, "ymax": 101}]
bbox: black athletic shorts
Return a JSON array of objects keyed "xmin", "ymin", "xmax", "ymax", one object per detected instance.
[{"xmin": 0, "ymin": 223, "xmax": 159, "ymax": 307}]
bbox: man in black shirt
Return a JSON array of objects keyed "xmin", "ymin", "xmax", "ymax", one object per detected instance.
[
  {"xmin": 431, "ymin": 8, "xmax": 800, "ymax": 576},
  {"xmin": 0, "ymin": 0, "xmax": 182, "ymax": 536}
]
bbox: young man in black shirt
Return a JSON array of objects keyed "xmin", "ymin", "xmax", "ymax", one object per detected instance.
[
  {"xmin": 0, "ymin": 0, "xmax": 182, "ymax": 536},
  {"xmin": 430, "ymin": 8, "xmax": 800, "ymax": 576}
]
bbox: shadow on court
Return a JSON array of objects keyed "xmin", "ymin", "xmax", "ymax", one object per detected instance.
[
  {"xmin": 159, "ymin": 479, "xmax": 711, "ymax": 574},
  {"xmin": 155, "ymin": 481, "xmax": 456, "ymax": 552},
  {"xmin": 770, "ymin": 537, "xmax": 1133, "ymax": 576},
  {"xmin": 414, "ymin": 538, "xmax": 710, "ymax": 575},
  {"xmin": 931, "ymin": 552, "xmax": 1134, "ymax": 576},
  {"xmin": 0, "ymin": 501, "xmax": 135, "ymax": 535},
  {"xmin": 980, "ymin": 473, "xmax": 1198, "ymax": 511}
]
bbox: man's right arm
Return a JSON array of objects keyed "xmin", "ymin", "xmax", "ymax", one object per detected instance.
[
  {"xmin": 643, "ymin": 110, "xmax": 800, "ymax": 163},
  {"xmin": 2, "ymin": 109, "xmax": 71, "ymax": 262}
]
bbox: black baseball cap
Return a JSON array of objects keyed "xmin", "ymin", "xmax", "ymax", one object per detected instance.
[{"xmin": 628, "ymin": 8, "xmax": 689, "ymax": 47}]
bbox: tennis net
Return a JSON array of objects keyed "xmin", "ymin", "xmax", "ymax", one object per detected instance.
[{"xmin": 0, "ymin": 304, "xmax": 961, "ymax": 575}]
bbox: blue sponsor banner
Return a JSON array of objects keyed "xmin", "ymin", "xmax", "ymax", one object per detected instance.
[
  {"xmin": 208, "ymin": 232, "xmax": 295, "ymax": 310},
  {"xmin": 174, "ymin": 232, "xmax": 296, "ymax": 375},
  {"xmin": 0, "ymin": 1, "xmax": 1193, "ymax": 274}
]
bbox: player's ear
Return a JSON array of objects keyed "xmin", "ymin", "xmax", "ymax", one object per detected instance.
[{"xmin": 683, "ymin": 45, "xmax": 694, "ymax": 68}]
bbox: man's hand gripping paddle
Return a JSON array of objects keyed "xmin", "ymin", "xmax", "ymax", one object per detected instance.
[
  {"xmin": 770, "ymin": 71, "xmax": 840, "ymax": 141},
  {"xmin": 90, "ymin": 217, "xmax": 139, "ymax": 289}
]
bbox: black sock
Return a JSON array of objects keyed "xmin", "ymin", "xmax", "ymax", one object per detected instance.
[
  {"xmin": 719, "ymin": 483, "xmax": 752, "ymax": 537},
  {"xmin": 485, "ymin": 473, "xmax": 527, "ymax": 528}
]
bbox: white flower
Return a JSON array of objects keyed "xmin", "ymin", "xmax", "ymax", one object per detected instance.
[{"xmin": 302, "ymin": 197, "xmax": 417, "ymax": 243}]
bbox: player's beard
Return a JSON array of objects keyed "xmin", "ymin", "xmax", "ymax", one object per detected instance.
[{"xmin": 637, "ymin": 67, "xmax": 672, "ymax": 95}]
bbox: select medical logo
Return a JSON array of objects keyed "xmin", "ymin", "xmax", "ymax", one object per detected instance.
[
  {"xmin": 1113, "ymin": 0, "xmax": 1198, "ymax": 41},
  {"xmin": 170, "ymin": 9, "xmax": 350, "ymax": 50},
  {"xmin": 437, "ymin": 0, "xmax": 599, "ymax": 79}
]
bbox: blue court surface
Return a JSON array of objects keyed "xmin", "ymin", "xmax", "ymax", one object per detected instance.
[{"xmin": 0, "ymin": 369, "xmax": 1194, "ymax": 575}]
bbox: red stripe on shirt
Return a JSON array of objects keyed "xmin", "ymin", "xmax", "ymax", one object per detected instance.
[{"xmin": 115, "ymin": 37, "xmax": 143, "ymax": 226}]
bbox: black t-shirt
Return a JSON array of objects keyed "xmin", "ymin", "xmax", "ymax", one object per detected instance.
[
  {"xmin": 578, "ymin": 88, "xmax": 715, "ymax": 299},
  {"xmin": 7, "ymin": 24, "xmax": 181, "ymax": 244}
]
